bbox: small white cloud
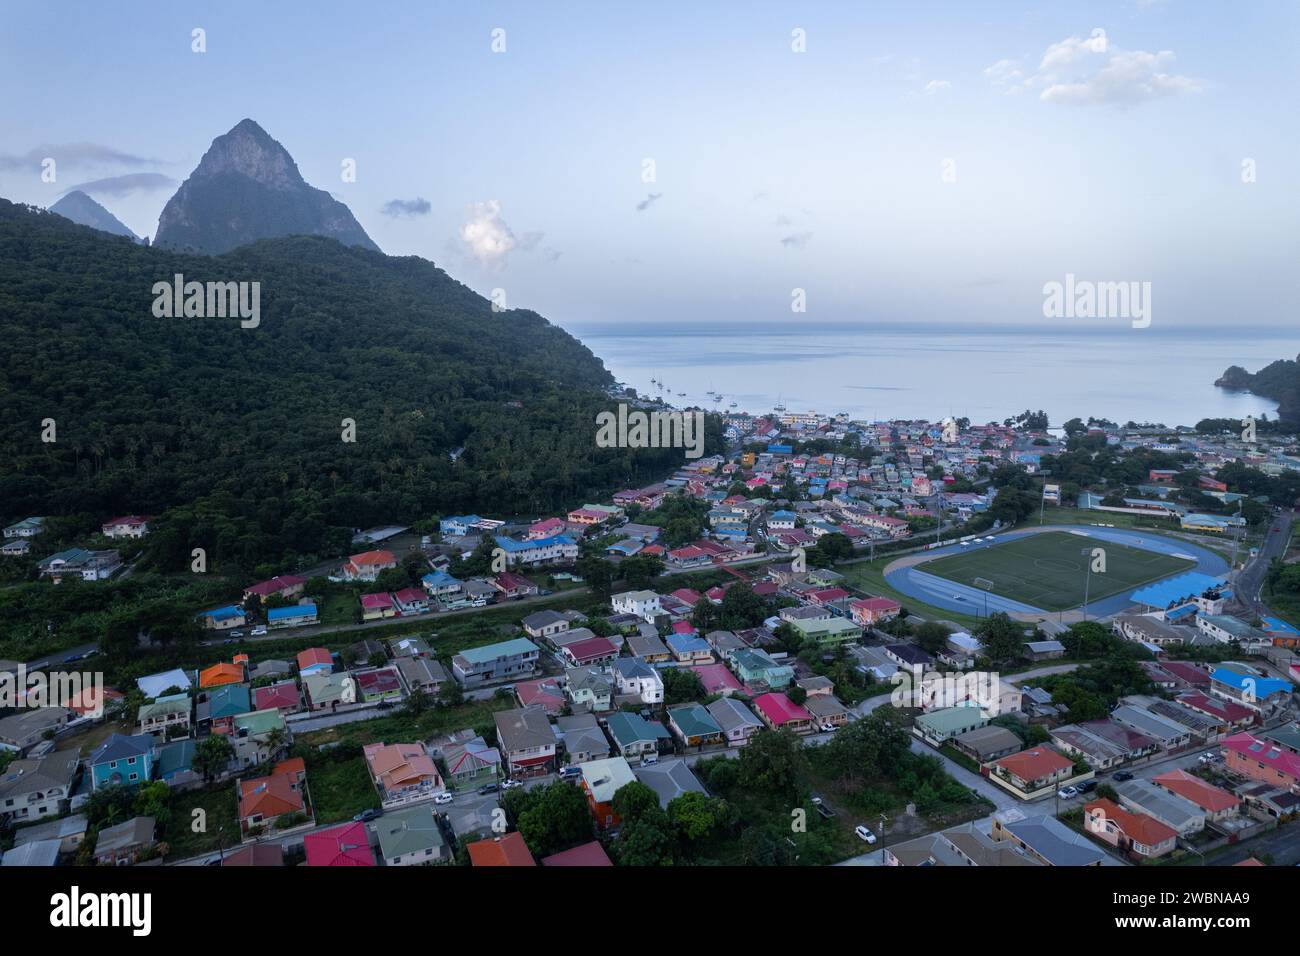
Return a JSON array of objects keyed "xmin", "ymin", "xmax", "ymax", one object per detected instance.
[
  {"xmin": 780, "ymin": 232, "xmax": 813, "ymax": 249},
  {"xmin": 986, "ymin": 28, "xmax": 1200, "ymax": 106},
  {"xmin": 458, "ymin": 200, "xmax": 517, "ymax": 268},
  {"xmin": 922, "ymin": 79, "xmax": 951, "ymax": 95}
]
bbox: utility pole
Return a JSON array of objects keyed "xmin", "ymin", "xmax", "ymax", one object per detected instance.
[{"xmin": 1080, "ymin": 547, "xmax": 1093, "ymax": 622}]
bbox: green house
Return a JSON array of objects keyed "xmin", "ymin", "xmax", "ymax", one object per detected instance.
[
  {"xmin": 790, "ymin": 616, "xmax": 862, "ymax": 646},
  {"xmin": 729, "ymin": 649, "xmax": 794, "ymax": 689}
]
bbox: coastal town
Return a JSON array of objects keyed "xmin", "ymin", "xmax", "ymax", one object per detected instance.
[{"xmin": 3, "ymin": 407, "xmax": 1299, "ymax": 870}]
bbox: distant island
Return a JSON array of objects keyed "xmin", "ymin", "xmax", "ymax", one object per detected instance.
[{"xmin": 1216, "ymin": 355, "xmax": 1300, "ymax": 423}]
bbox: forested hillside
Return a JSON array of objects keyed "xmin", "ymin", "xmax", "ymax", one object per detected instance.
[{"xmin": 0, "ymin": 199, "xmax": 713, "ymax": 577}]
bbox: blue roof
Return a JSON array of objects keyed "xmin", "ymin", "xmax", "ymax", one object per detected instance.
[
  {"xmin": 268, "ymin": 603, "xmax": 317, "ymax": 621},
  {"xmin": 767, "ymin": 444, "xmax": 793, "ymax": 454},
  {"xmin": 422, "ymin": 570, "xmax": 461, "ymax": 587},
  {"xmin": 200, "ymin": 605, "xmax": 243, "ymax": 621},
  {"xmin": 1262, "ymin": 616, "xmax": 1300, "ymax": 635},
  {"xmin": 1130, "ymin": 571, "xmax": 1226, "ymax": 609},
  {"xmin": 1211, "ymin": 668, "xmax": 1293, "ymax": 698},
  {"xmin": 667, "ymin": 633, "xmax": 710, "ymax": 653},
  {"xmin": 1165, "ymin": 604, "xmax": 1197, "ymax": 621},
  {"xmin": 770, "ymin": 510, "xmax": 797, "ymax": 520},
  {"xmin": 494, "ymin": 534, "xmax": 574, "ymax": 552}
]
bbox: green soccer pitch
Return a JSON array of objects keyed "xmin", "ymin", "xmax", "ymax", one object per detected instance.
[{"xmin": 918, "ymin": 531, "xmax": 1196, "ymax": 612}]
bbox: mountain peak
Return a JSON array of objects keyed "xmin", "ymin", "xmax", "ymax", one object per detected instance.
[
  {"xmin": 153, "ymin": 120, "xmax": 379, "ymax": 255},
  {"xmin": 48, "ymin": 190, "xmax": 138, "ymax": 240}
]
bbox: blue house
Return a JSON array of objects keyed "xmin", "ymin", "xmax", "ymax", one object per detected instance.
[
  {"xmin": 89, "ymin": 733, "xmax": 155, "ymax": 790},
  {"xmin": 267, "ymin": 603, "xmax": 318, "ymax": 629}
]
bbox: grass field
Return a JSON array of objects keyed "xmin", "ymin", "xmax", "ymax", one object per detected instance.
[{"xmin": 919, "ymin": 531, "xmax": 1195, "ymax": 612}]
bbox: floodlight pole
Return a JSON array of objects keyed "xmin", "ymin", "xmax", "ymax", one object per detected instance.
[{"xmin": 1080, "ymin": 547, "xmax": 1093, "ymax": 622}]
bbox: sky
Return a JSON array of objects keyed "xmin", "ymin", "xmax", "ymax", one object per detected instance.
[{"xmin": 2, "ymin": 0, "xmax": 1298, "ymax": 332}]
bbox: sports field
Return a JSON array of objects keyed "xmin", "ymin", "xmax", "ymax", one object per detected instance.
[{"xmin": 919, "ymin": 531, "xmax": 1196, "ymax": 612}]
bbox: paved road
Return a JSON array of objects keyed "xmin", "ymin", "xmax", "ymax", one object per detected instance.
[{"xmin": 1235, "ymin": 509, "xmax": 1292, "ymax": 613}]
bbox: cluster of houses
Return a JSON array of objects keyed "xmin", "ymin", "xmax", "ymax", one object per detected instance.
[{"xmin": 2, "ymin": 513, "xmax": 148, "ymax": 578}]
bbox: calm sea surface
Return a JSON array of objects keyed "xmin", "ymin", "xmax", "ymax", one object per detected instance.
[{"xmin": 566, "ymin": 321, "xmax": 1296, "ymax": 428}]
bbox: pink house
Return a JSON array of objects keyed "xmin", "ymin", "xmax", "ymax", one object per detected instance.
[
  {"xmin": 304, "ymin": 822, "xmax": 375, "ymax": 866},
  {"xmin": 850, "ymin": 596, "xmax": 902, "ymax": 627},
  {"xmin": 691, "ymin": 664, "xmax": 743, "ymax": 697},
  {"xmin": 528, "ymin": 518, "xmax": 566, "ymax": 540},
  {"xmin": 752, "ymin": 692, "xmax": 814, "ymax": 735}
]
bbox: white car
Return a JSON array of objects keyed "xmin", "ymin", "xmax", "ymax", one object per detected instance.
[
  {"xmin": 1057, "ymin": 786, "xmax": 1079, "ymax": 799},
  {"xmin": 251, "ymin": 625, "xmax": 267, "ymax": 636},
  {"xmin": 819, "ymin": 722, "xmax": 837, "ymax": 733},
  {"xmin": 854, "ymin": 825, "xmax": 877, "ymax": 844},
  {"xmin": 501, "ymin": 779, "xmax": 523, "ymax": 790},
  {"xmin": 1198, "ymin": 751, "xmax": 1220, "ymax": 765},
  {"xmin": 434, "ymin": 791, "xmax": 454, "ymax": 805}
]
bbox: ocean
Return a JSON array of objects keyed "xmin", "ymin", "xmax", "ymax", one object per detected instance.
[{"xmin": 566, "ymin": 321, "xmax": 1297, "ymax": 428}]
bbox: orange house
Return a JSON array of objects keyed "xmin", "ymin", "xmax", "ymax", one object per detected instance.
[
  {"xmin": 579, "ymin": 757, "xmax": 637, "ymax": 830},
  {"xmin": 200, "ymin": 656, "xmax": 247, "ymax": 689},
  {"xmin": 467, "ymin": 831, "xmax": 535, "ymax": 866}
]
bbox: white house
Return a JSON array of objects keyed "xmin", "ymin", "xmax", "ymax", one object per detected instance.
[{"xmin": 612, "ymin": 590, "xmax": 662, "ymax": 623}]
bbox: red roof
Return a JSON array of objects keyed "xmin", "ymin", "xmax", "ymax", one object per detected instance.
[
  {"xmin": 691, "ymin": 664, "xmax": 742, "ymax": 695},
  {"xmin": 1085, "ymin": 798, "xmax": 1176, "ymax": 848},
  {"xmin": 393, "ymin": 587, "xmax": 426, "ymax": 604},
  {"xmin": 1152, "ymin": 769, "xmax": 1240, "ymax": 814},
  {"xmin": 304, "ymin": 822, "xmax": 375, "ymax": 867},
  {"xmin": 993, "ymin": 746, "xmax": 1073, "ymax": 780},
  {"xmin": 752, "ymin": 582, "xmax": 779, "ymax": 597},
  {"xmin": 297, "ymin": 647, "xmax": 333, "ymax": 671},
  {"xmin": 671, "ymin": 588, "xmax": 703, "ymax": 605},
  {"xmin": 495, "ymin": 572, "xmax": 535, "ymax": 591},
  {"xmin": 852, "ymin": 596, "xmax": 902, "ymax": 613},
  {"xmin": 563, "ymin": 637, "xmax": 617, "ymax": 663},
  {"xmin": 243, "ymin": 574, "xmax": 307, "ymax": 598},
  {"xmin": 671, "ymin": 620, "xmax": 697, "ymax": 635},
  {"xmin": 541, "ymin": 840, "xmax": 613, "ymax": 867},
  {"xmin": 1160, "ymin": 661, "xmax": 1210, "ymax": 686},
  {"xmin": 1177, "ymin": 691, "xmax": 1253, "ymax": 724},
  {"xmin": 468, "ymin": 831, "xmax": 536, "ymax": 867},
  {"xmin": 1224, "ymin": 732, "xmax": 1300, "ymax": 780},
  {"xmin": 254, "ymin": 682, "xmax": 300, "ymax": 712},
  {"xmin": 349, "ymin": 549, "xmax": 396, "ymax": 567},
  {"xmin": 809, "ymin": 587, "xmax": 849, "ymax": 604},
  {"xmin": 515, "ymin": 678, "xmax": 564, "ymax": 714},
  {"xmin": 753, "ymin": 692, "xmax": 813, "ymax": 725},
  {"xmin": 669, "ymin": 546, "xmax": 709, "ymax": 559},
  {"xmin": 360, "ymin": 592, "xmax": 394, "ymax": 609}
]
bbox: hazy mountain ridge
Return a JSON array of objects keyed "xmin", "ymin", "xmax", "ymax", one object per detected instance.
[{"xmin": 48, "ymin": 190, "xmax": 138, "ymax": 240}]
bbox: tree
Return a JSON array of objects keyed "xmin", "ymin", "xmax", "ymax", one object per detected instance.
[
  {"xmin": 134, "ymin": 780, "xmax": 173, "ymax": 830},
  {"xmin": 667, "ymin": 791, "xmax": 733, "ymax": 842},
  {"xmin": 737, "ymin": 729, "xmax": 809, "ymax": 805},
  {"xmin": 193, "ymin": 734, "xmax": 234, "ymax": 783},
  {"xmin": 662, "ymin": 667, "xmax": 705, "ymax": 705},
  {"xmin": 515, "ymin": 781, "xmax": 594, "ymax": 858},
  {"xmin": 816, "ymin": 707, "xmax": 910, "ymax": 789},
  {"xmin": 438, "ymin": 679, "xmax": 465, "ymax": 708},
  {"xmin": 611, "ymin": 780, "xmax": 661, "ymax": 823},
  {"xmin": 619, "ymin": 554, "xmax": 665, "ymax": 589},
  {"xmin": 617, "ymin": 811, "xmax": 675, "ymax": 866},
  {"xmin": 405, "ymin": 686, "xmax": 431, "ymax": 716},
  {"xmin": 913, "ymin": 621, "xmax": 952, "ymax": 655},
  {"xmin": 974, "ymin": 612, "xmax": 1024, "ymax": 663}
]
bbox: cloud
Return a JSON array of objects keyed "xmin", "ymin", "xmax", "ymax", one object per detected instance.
[
  {"xmin": 61, "ymin": 173, "xmax": 175, "ymax": 197},
  {"xmin": 636, "ymin": 192, "xmax": 663, "ymax": 211},
  {"xmin": 1040, "ymin": 48, "xmax": 1202, "ymax": 104},
  {"xmin": 380, "ymin": 197, "xmax": 431, "ymax": 218},
  {"xmin": 922, "ymin": 79, "xmax": 951, "ymax": 94},
  {"xmin": 780, "ymin": 232, "xmax": 813, "ymax": 249},
  {"xmin": 0, "ymin": 142, "xmax": 162, "ymax": 172},
  {"xmin": 986, "ymin": 28, "xmax": 1202, "ymax": 106},
  {"xmin": 457, "ymin": 199, "xmax": 517, "ymax": 267}
]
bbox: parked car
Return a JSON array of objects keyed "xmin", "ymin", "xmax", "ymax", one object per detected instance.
[
  {"xmin": 854, "ymin": 824, "xmax": 877, "ymax": 844},
  {"xmin": 819, "ymin": 722, "xmax": 837, "ymax": 733},
  {"xmin": 251, "ymin": 625, "xmax": 267, "ymax": 636},
  {"xmin": 501, "ymin": 779, "xmax": 523, "ymax": 791},
  {"xmin": 558, "ymin": 766, "xmax": 582, "ymax": 779},
  {"xmin": 1057, "ymin": 786, "xmax": 1078, "ymax": 800},
  {"xmin": 478, "ymin": 783, "xmax": 499, "ymax": 795},
  {"xmin": 1198, "ymin": 751, "xmax": 1221, "ymax": 764},
  {"xmin": 433, "ymin": 792, "xmax": 455, "ymax": 805},
  {"xmin": 1113, "ymin": 770, "xmax": 1134, "ymax": 781},
  {"xmin": 353, "ymin": 808, "xmax": 381, "ymax": 823},
  {"xmin": 1075, "ymin": 780, "xmax": 1097, "ymax": 793}
]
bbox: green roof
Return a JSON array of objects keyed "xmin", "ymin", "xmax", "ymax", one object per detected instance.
[
  {"xmin": 915, "ymin": 706, "xmax": 988, "ymax": 735},
  {"xmin": 232, "ymin": 708, "xmax": 286, "ymax": 735},
  {"xmin": 668, "ymin": 703, "xmax": 722, "ymax": 738},
  {"xmin": 376, "ymin": 805, "xmax": 446, "ymax": 859},
  {"xmin": 456, "ymin": 638, "xmax": 538, "ymax": 664},
  {"xmin": 606, "ymin": 712, "xmax": 671, "ymax": 747},
  {"xmin": 138, "ymin": 693, "xmax": 190, "ymax": 719}
]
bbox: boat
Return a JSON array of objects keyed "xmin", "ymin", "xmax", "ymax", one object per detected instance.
[{"xmin": 729, "ymin": 401, "xmax": 738, "ymax": 408}]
